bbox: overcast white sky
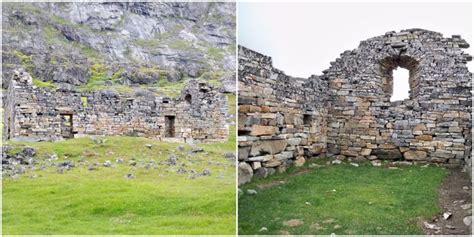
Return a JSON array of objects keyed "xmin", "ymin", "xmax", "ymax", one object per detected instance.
[{"xmin": 238, "ymin": 2, "xmax": 473, "ymax": 101}]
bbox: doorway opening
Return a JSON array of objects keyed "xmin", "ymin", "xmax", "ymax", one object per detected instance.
[
  {"xmin": 60, "ymin": 114, "xmax": 73, "ymax": 138},
  {"xmin": 165, "ymin": 116, "xmax": 175, "ymax": 137}
]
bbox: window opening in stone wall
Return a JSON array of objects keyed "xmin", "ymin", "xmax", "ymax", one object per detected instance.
[
  {"xmin": 391, "ymin": 67, "xmax": 410, "ymax": 101},
  {"xmin": 303, "ymin": 114, "xmax": 312, "ymax": 125},
  {"xmin": 60, "ymin": 114, "xmax": 73, "ymax": 138},
  {"xmin": 185, "ymin": 94, "xmax": 192, "ymax": 104},
  {"xmin": 165, "ymin": 116, "xmax": 175, "ymax": 137},
  {"xmin": 380, "ymin": 55, "xmax": 419, "ymax": 102},
  {"xmin": 81, "ymin": 97, "xmax": 88, "ymax": 107}
]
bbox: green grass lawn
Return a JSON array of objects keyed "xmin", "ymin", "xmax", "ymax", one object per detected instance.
[
  {"xmin": 2, "ymin": 129, "xmax": 236, "ymax": 234},
  {"xmin": 238, "ymin": 160, "xmax": 448, "ymax": 235}
]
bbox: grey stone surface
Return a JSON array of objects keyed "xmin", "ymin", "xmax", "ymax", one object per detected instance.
[{"xmin": 2, "ymin": 2, "xmax": 236, "ymax": 88}]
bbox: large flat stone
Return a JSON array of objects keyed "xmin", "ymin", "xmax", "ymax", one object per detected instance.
[
  {"xmin": 250, "ymin": 125, "xmax": 275, "ymax": 136},
  {"xmin": 416, "ymin": 135, "xmax": 433, "ymax": 141},
  {"xmin": 371, "ymin": 149, "xmax": 402, "ymax": 160},
  {"xmin": 403, "ymin": 150, "xmax": 427, "ymax": 161},
  {"xmin": 250, "ymin": 139, "xmax": 288, "ymax": 156},
  {"xmin": 263, "ymin": 159, "xmax": 282, "ymax": 168}
]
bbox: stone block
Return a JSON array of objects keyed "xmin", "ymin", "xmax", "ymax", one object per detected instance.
[
  {"xmin": 239, "ymin": 105, "xmax": 261, "ymax": 113},
  {"xmin": 403, "ymin": 150, "xmax": 427, "ymax": 161},
  {"xmin": 284, "ymin": 114, "xmax": 294, "ymax": 124},
  {"xmin": 275, "ymin": 151, "xmax": 294, "ymax": 160},
  {"xmin": 288, "ymin": 138, "xmax": 301, "ymax": 146},
  {"xmin": 379, "ymin": 144, "xmax": 396, "ymax": 149},
  {"xmin": 252, "ymin": 161, "xmax": 262, "ymax": 170},
  {"xmin": 261, "ymin": 106, "xmax": 271, "ymax": 113},
  {"xmin": 294, "ymin": 157, "xmax": 306, "ymax": 167},
  {"xmin": 371, "ymin": 149, "xmax": 402, "ymax": 160},
  {"xmin": 432, "ymin": 151, "xmax": 455, "ymax": 159},
  {"xmin": 367, "ymin": 143, "xmax": 378, "ymax": 149},
  {"xmin": 399, "ymin": 147, "xmax": 410, "ymax": 153},
  {"xmin": 238, "ymin": 162, "xmax": 253, "ymax": 186},
  {"xmin": 341, "ymin": 149, "xmax": 359, "ymax": 157},
  {"xmin": 263, "ymin": 159, "xmax": 282, "ymax": 168},
  {"xmin": 416, "ymin": 135, "xmax": 433, "ymax": 141},
  {"xmin": 248, "ymin": 155, "xmax": 273, "ymax": 162},
  {"xmin": 250, "ymin": 125, "xmax": 275, "ymax": 136},
  {"xmin": 238, "ymin": 146, "xmax": 251, "ymax": 160},
  {"xmin": 250, "ymin": 139, "xmax": 288, "ymax": 156},
  {"xmin": 360, "ymin": 148, "xmax": 372, "ymax": 156}
]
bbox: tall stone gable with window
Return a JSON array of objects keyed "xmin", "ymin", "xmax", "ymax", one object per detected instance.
[
  {"xmin": 4, "ymin": 70, "xmax": 229, "ymax": 142},
  {"xmin": 238, "ymin": 29, "xmax": 472, "ymax": 185}
]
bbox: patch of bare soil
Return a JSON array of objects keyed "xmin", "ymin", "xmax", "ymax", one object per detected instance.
[{"xmin": 422, "ymin": 168, "xmax": 472, "ymax": 235}]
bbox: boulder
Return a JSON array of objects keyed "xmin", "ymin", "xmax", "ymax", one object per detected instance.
[
  {"xmin": 166, "ymin": 69, "xmax": 183, "ymax": 82},
  {"xmin": 294, "ymin": 157, "xmax": 306, "ymax": 167},
  {"xmin": 21, "ymin": 146, "xmax": 36, "ymax": 157},
  {"xmin": 238, "ymin": 162, "xmax": 253, "ymax": 185}
]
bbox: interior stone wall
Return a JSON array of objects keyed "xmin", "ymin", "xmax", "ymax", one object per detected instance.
[
  {"xmin": 238, "ymin": 47, "xmax": 328, "ymax": 185},
  {"xmin": 4, "ymin": 70, "xmax": 228, "ymax": 142},
  {"xmin": 238, "ymin": 29, "xmax": 472, "ymax": 185}
]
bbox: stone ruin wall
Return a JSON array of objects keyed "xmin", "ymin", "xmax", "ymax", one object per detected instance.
[
  {"xmin": 326, "ymin": 29, "xmax": 471, "ymax": 168},
  {"xmin": 238, "ymin": 47, "xmax": 328, "ymax": 185},
  {"xmin": 238, "ymin": 29, "xmax": 472, "ymax": 185},
  {"xmin": 4, "ymin": 70, "xmax": 228, "ymax": 142}
]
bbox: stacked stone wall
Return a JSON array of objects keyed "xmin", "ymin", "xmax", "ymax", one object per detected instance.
[
  {"xmin": 238, "ymin": 29, "xmax": 472, "ymax": 185},
  {"xmin": 238, "ymin": 47, "xmax": 328, "ymax": 185},
  {"xmin": 325, "ymin": 29, "xmax": 471, "ymax": 169},
  {"xmin": 4, "ymin": 70, "xmax": 228, "ymax": 142}
]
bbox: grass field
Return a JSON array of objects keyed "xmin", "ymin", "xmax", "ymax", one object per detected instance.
[
  {"xmin": 2, "ymin": 128, "xmax": 236, "ymax": 234},
  {"xmin": 238, "ymin": 160, "xmax": 448, "ymax": 235}
]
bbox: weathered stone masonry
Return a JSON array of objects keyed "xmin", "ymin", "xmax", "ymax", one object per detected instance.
[
  {"xmin": 238, "ymin": 29, "xmax": 472, "ymax": 185},
  {"xmin": 4, "ymin": 70, "xmax": 228, "ymax": 142},
  {"xmin": 238, "ymin": 48, "xmax": 329, "ymax": 184}
]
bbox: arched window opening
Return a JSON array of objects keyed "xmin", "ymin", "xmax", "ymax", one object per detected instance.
[
  {"xmin": 380, "ymin": 55, "xmax": 419, "ymax": 102},
  {"xmin": 391, "ymin": 67, "xmax": 410, "ymax": 101},
  {"xmin": 185, "ymin": 94, "xmax": 192, "ymax": 104}
]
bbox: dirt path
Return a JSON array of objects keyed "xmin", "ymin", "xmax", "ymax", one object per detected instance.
[{"xmin": 422, "ymin": 168, "xmax": 472, "ymax": 235}]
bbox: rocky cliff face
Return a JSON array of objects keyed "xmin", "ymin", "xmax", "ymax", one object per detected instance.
[{"xmin": 2, "ymin": 2, "xmax": 236, "ymax": 92}]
